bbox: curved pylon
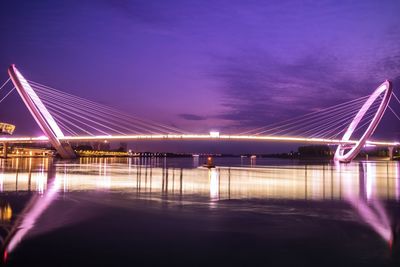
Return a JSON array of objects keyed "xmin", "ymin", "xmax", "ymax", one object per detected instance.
[
  {"xmin": 334, "ymin": 80, "xmax": 392, "ymax": 163},
  {"xmin": 8, "ymin": 65, "xmax": 76, "ymax": 159}
]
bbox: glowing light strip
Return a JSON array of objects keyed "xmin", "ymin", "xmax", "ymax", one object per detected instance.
[
  {"xmin": 40, "ymin": 86, "xmax": 379, "ymax": 139},
  {"xmin": 326, "ymin": 109, "xmax": 378, "ymax": 140},
  {"xmin": 0, "ymin": 134, "xmax": 397, "ymax": 146},
  {"xmin": 47, "ymin": 134, "xmax": 400, "ymax": 146},
  {"xmin": 306, "ymin": 106, "xmax": 372, "ymax": 138},
  {"xmin": 43, "ymin": 100, "xmax": 146, "ymax": 134},
  {"xmin": 254, "ymin": 99, "xmax": 369, "ymax": 136},
  {"xmin": 35, "ymin": 89, "xmax": 176, "ymax": 134},
  {"xmin": 30, "ymin": 81, "xmax": 186, "ymax": 134},
  {"xmin": 0, "ymin": 78, "xmax": 10, "ymax": 91},
  {"xmin": 40, "ymin": 86, "xmax": 369, "ymax": 138},
  {"xmin": 14, "ymin": 71, "xmax": 64, "ymax": 138},
  {"xmin": 241, "ymin": 95, "xmax": 371, "ymax": 135},
  {"xmin": 0, "ymin": 87, "xmax": 16, "ymax": 104},
  {"xmin": 335, "ymin": 81, "xmax": 393, "ymax": 162},
  {"xmin": 8, "ymin": 65, "xmax": 75, "ymax": 159},
  {"xmin": 0, "ymin": 136, "xmax": 49, "ymax": 142}
]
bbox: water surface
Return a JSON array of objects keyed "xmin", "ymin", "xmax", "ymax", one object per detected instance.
[{"xmin": 0, "ymin": 157, "xmax": 399, "ymax": 266}]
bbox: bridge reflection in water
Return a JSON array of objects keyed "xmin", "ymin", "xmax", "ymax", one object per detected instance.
[
  {"xmin": 0, "ymin": 157, "xmax": 398, "ymax": 201},
  {"xmin": 0, "ymin": 157, "xmax": 399, "ymax": 259}
]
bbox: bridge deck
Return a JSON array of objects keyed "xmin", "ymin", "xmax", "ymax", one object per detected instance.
[{"xmin": 0, "ymin": 135, "xmax": 397, "ymax": 147}]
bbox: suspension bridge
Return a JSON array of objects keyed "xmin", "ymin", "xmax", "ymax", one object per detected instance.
[{"xmin": 0, "ymin": 64, "xmax": 399, "ymax": 162}]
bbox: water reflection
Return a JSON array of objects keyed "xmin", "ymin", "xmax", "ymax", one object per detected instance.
[
  {"xmin": 192, "ymin": 155, "xmax": 199, "ymax": 168},
  {"xmin": 0, "ymin": 204, "xmax": 12, "ymax": 222},
  {"xmin": 0, "ymin": 158, "xmax": 398, "ymax": 200},
  {"xmin": 341, "ymin": 162, "xmax": 392, "ymax": 246},
  {"xmin": 209, "ymin": 168, "xmax": 219, "ymax": 201},
  {"xmin": 2, "ymin": 160, "xmax": 59, "ymax": 260},
  {"xmin": 0, "ymin": 157, "xmax": 399, "ymax": 260}
]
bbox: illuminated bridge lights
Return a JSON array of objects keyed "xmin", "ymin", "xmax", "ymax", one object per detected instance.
[
  {"xmin": 334, "ymin": 80, "xmax": 393, "ymax": 162},
  {"xmin": 4, "ymin": 65, "xmax": 398, "ymax": 161},
  {"xmin": 8, "ymin": 65, "xmax": 75, "ymax": 159},
  {"xmin": 0, "ymin": 134, "xmax": 397, "ymax": 147}
]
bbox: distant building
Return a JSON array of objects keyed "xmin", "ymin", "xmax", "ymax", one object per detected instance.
[
  {"xmin": 0, "ymin": 123, "xmax": 15, "ymax": 135},
  {"xmin": 11, "ymin": 147, "xmax": 54, "ymax": 157}
]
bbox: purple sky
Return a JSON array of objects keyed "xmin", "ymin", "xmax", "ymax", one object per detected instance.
[{"xmin": 0, "ymin": 0, "xmax": 399, "ymax": 153}]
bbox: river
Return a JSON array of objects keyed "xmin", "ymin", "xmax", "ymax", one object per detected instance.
[{"xmin": 0, "ymin": 157, "xmax": 399, "ymax": 266}]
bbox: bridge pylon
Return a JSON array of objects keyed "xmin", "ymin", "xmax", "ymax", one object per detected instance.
[
  {"xmin": 8, "ymin": 65, "xmax": 76, "ymax": 159},
  {"xmin": 334, "ymin": 80, "xmax": 392, "ymax": 163}
]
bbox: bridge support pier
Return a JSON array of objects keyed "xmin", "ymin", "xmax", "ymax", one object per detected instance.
[
  {"xmin": 2, "ymin": 143, "xmax": 8, "ymax": 158},
  {"xmin": 388, "ymin": 146, "xmax": 395, "ymax": 160}
]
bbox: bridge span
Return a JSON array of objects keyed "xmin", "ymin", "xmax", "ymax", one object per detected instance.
[
  {"xmin": 1, "ymin": 64, "xmax": 399, "ymax": 162},
  {"xmin": 0, "ymin": 133, "xmax": 397, "ymax": 146}
]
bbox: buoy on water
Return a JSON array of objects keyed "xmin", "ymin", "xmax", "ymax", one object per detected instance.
[{"xmin": 203, "ymin": 156, "xmax": 215, "ymax": 168}]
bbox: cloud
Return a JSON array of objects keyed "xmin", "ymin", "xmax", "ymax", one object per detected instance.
[
  {"xmin": 179, "ymin": 113, "xmax": 207, "ymax": 121},
  {"xmin": 210, "ymin": 50, "xmax": 369, "ymax": 128}
]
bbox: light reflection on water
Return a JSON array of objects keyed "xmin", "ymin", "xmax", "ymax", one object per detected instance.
[
  {"xmin": 0, "ymin": 157, "xmax": 399, "ymax": 200},
  {"xmin": 0, "ymin": 157, "xmax": 399, "ymax": 262}
]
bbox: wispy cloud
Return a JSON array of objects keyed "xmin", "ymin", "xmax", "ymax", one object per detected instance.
[
  {"xmin": 209, "ymin": 50, "xmax": 375, "ymax": 129},
  {"xmin": 179, "ymin": 113, "xmax": 207, "ymax": 121}
]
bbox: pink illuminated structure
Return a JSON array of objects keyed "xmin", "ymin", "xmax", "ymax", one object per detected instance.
[
  {"xmin": 8, "ymin": 65, "xmax": 76, "ymax": 159},
  {"xmin": 5, "ymin": 65, "xmax": 396, "ymax": 162},
  {"xmin": 334, "ymin": 81, "xmax": 393, "ymax": 162}
]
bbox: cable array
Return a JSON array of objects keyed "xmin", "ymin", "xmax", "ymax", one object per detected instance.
[
  {"xmin": 0, "ymin": 78, "xmax": 15, "ymax": 104},
  {"xmin": 0, "ymin": 76, "xmax": 397, "ymax": 142},
  {"xmin": 28, "ymin": 80, "xmax": 187, "ymax": 136},
  {"xmin": 0, "ymin": 78, "xmax": 10, "ymax": 91},
  {"xmin": 239, "ymin": 94, "xmax": 383, "ymax": 140},
  {"xmin": 388, "ymin": 92, "xmax": 400, "ymax": 122}
]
